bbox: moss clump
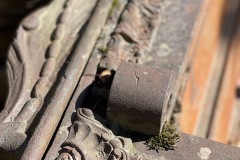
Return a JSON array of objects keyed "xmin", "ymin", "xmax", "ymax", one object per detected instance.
[{"xmin": 145, "ymin": 123, "xmax": 180, "ymax": 152}]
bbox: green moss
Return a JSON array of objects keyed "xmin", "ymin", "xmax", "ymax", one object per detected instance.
[
  {"xmin": 108, "ymin": 0, "xmax": 119, "ymax": 17},
  {"xmin": 145, "ymin": 123, "xmax": 180, "ymax": 152}
]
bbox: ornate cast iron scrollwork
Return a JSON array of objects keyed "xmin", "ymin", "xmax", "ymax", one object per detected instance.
[{"xmin": 57, "ymin": 108, "xmax": 133, "ymax": 160}]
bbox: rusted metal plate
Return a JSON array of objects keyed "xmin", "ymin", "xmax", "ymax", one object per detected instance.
[
  {"xmin": 179, "ymin": 0, "xmax": 240, "ymax": 137},
  {"xmin": 107, "ymin": 62, "xmax": 174, "ymax": 135}
]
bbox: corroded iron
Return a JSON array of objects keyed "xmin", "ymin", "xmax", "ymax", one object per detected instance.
[
  {"xmin": 56, "ymin": 108, "xmax": 133, "ymax": 160},
  {"xmin": 20, "ymin": 0, "xmax": 113, "ymax": 159},
  {"xmin": 1, "ymin": 0, "xmax": 240, "ymax": 160},
  {"xmin": 45, "ymin": 1, "xmax": 129, "ymax": 158},
  {"xmin": 107, "ymin": 62, "xmax": 174, "ymax": 135}
]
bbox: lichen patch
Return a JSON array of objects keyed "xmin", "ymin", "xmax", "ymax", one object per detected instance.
[{"xmin": 197, "ymin": 147, "xmax": 211, "ymax": 160}]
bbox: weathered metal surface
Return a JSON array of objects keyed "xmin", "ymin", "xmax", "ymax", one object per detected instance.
[
  {"xmin": 99, "ymin": 0, "xmax": 162, "ymax": 71},
  {"xmin": 144, "ymin": 0, "xmax": 203, "ymax": 122},
  {"xmin": 44, "ymin": 1, "xmax": 128, "ymax": 158},
  {"xmin": 0, "ymin": 0, "xmax": 98, "ymax": 124},
  {"xmin": 50, "ymin": 107, "xmax": 240, "ymax": 160},
  {"xmin": 56, "ymin": 108, "xmax": 133, "ymax": 160},
  {"xmin": 46, "ymin": 0, "xmax": 165, "ymax": 158},
  {"xmin": 20, "ymin": 0, "xmax": 113, "ymax": 159},
  {"xmin": 46, "ymin": 0, "xmax": 205, "ymax": 159},
  {"xmin": 2, "ymin": 0, "xmax": 239, "ymax": 160},
  {"xmin": 134, "ymin": 133, "xmax": 240, "ymax": 160},
  {"xmin": 107, "ymin": 62, "xmax": 174, "ymax": 135},
  {"xmin": 0, "ymin": 1, "xmax": 49, "ymax": 109},
  {"xmin": 0, "ymin": 0, "xmax": 99, "ymax": 157},
  {"xmin": 145, "ymin": 0, "xmax": 202, "ymax": 72}
]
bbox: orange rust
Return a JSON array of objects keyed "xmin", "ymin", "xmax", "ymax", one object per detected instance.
[
  {"xmin": 180, "ymin": 0, "xmax": 227, "ymax": 134},
  {"xmin": 179, "ymin": 0, "xmax": 240, "ymax": 138},
  {"xmin": 209, "ymin": 17, "xmax": 240, "ymax": 143}
]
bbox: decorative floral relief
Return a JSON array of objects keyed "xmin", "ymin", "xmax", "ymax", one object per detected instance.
[{"xmin": 56, "ymin": 108, "xmax": 133, "ymax": 160}]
